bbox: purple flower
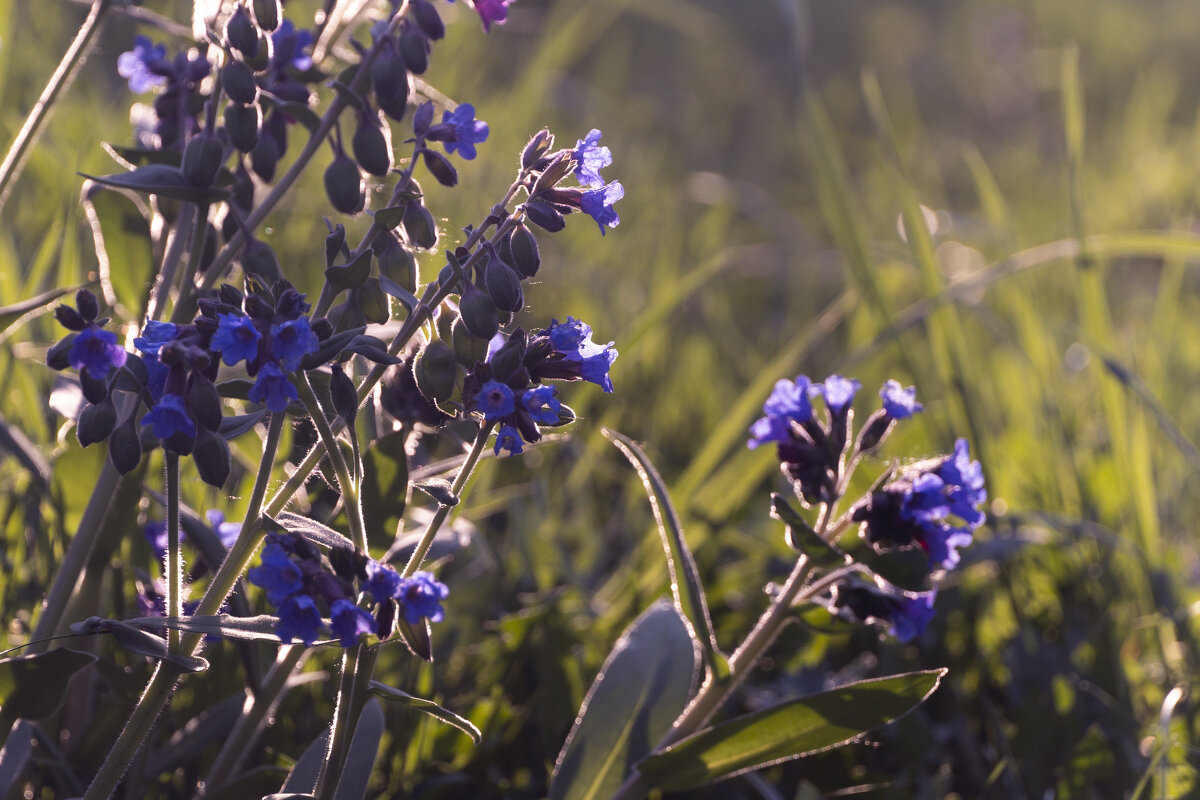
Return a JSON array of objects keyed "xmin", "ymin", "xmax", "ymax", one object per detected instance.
[
  {"xmin": 269, "ymin": 318, "xmax": 318, "ymax": 370},
  {"xmin": 493, "ymin": 424, "xmax": 524, "ymax": 456},
  {"xmin": 748, "ymin": 376, "xmax": 815, "ymax": 450},
  {"xmin": 475, "ymin": 379, "xmax": 515, "ymax": 420},
  {"xmin": 573, "ymin": 129, "xmax": 612, "ymax": 189},
  {"xmin": 820, "ymin": 374, "xmax": 861, "ymax": 415},
  {"xmin": 468, "ymin": 0, "xmax": 511, "ymax": 32},
  {"xmin": 275, "ymin": 594, "xmax": 324, "ymax": 645},
  {"xmin": 891, "ymin": 591, "xmax": 937, "ymax": 643},
  {"xmin": 920, "ymin": 526, "xmax": 974, "ymax": 572},
  {"xmin": 330, "ymin": 598, "xmax": 377, "ymax": 646},
  {"xmin": 880, "ymin": 380, "xmax": 922, "ymax": 419},
  {"xmin": 546, "ymin": 317, "xmax": 619, "ymax": 393},
  {"xmin": 936, "ymin": 439, "xmax": 987, "ymax": 527},
  {"xmin": 272, "ymin": 20, "xmax": 314, "ymax": 71},
  {"xmin": 522, "ymin": 385, "xmax": 561, "ymax": 424},
  {"xmin": 580, "ymin": 181, "xmax": 622, "ymax": 234},
  {"xmin": 205, "ymin": 510, "xmax": 241, "ymax": 549},
  {"xmin": 546, "ymin": 317, "xmax": 593, "ymax": 352},
  {"xmin": 247, "ymin": 542, "xmax": 304, "ymax": 604},
  {"xmin": 134, "ymin": 321, "xmax": 178, "ymax": 400},
  {"xmin": 441, "ymin": 104, "xmax": 489, "ymax": 160},
  {"xmin": 396, "ymin": 571, "xmax": 448, "ymax": 624},
  {"xmin": 145, "ymin": 520, "xmax": 168, "ymax": 561},
  {"xmin": 142, "ymin": 394, "xmax": 196, "ymax": 440},
  {"xmin": 69, "ymin": 327, "xmax": 127, "ymax": 375},
  {"xmin": 365, "ymin": 560, "xmax": 402, "ymax": 603},
  {"xmin": 118, "ymin": 36, "xmax": 168, "ymax": 94},
  {"xmin": 211, "ymin": 313, "xmax": 261, "ymax": 366},
  {"xmin": 249, "ymin": 362, "xmax": 299, "ymax": 412}
]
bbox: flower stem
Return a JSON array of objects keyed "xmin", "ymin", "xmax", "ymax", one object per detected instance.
[
  {"xmin": 314, "ymin": 644, "xmax": 360, "ymax": 800},
  {"xmin": 297, "ymin": 372, "xmax": 367, "ymax": 551},
  {"xmin": 165, "ymin": 452, "xmax": 182, "ymax": 653}
]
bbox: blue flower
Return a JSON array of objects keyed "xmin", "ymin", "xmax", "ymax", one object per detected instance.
[
  {"xmin": 142, "ymin": 394, "xmax": 196, "ymax": 440},
  {"xmin": 249, "ymin": 363, "xmax": 299, "ymax": 412},
  {"xmin": 247, "ymin": 542, "xmax": 304, "ymax": 604},
  {"xmin": 145, "ymin": 520, "xmax": 168, "ymax": 561},
  {"xmin": 546, "ymin": 317, "xmax": 619, "ymax": 393},
  {"xmin": 205, "ymin": 510, "xmax": 241, "ymax": 549},
  {"xmin": 275, "ymin": 594, "xmax": 324, "ymax": 645},
  {"xmin": 476, "ymin": 379, "xmax": 515, "ymax": 420},
  {"xmin": 396, "ymin": 571, "xmax": 449, "ymax": 625},
  {"xmin": 211, "ymin": 313, "xmax": 261, "ymax": 366},
  {"xmin": 522, "ymin": 385, "xmax": 561, "ymax": 424},
  {"xmin": 271, "ymin": 20, "xmax": 314, "ymax": 71},
  {"xmin": 748, "ymin": 376, "xmax": 815, "ymax": 450},
  {"xmin": 441, "ymin": 104, "xmax": 489, "ymax": 160},
  {"xmin": 269, "ymin": 318, "xmax": 318, "ymax": 370},
  {"xmin": 920, "ymin": 525, "xmax": 974, "ymax": 571},
  {"xmin": 890, "ymin": 591, "xmax": 937, "ymax": 643},
  {"xmin": 546, "ymin": 317, "xmax": 593, "ymax": 352},
  {"xmin": 134, "ymin": 321, "xmax": 178, "ymax": 400},
  {"xmin": 493, "ymin": 424, "xmax": 524, "ymax": 456},
  {"xmin": 69, "ymin": 327, "xmax": 127, "ymax": 375},
  {"xmin": 820, "ymin": 374, "xmax": 861, "ymax": 415},
  {"xmin": 470, "ymin": 0, "xmax": 512, "ymax": 32},
  {"xmin": 935, "ymin": 438, "xmax": 987, "ymax": 528},
  {"xmin": 580, "ymin": 181, "xmax": 623, "ymax": 234},
  {"xmin": 117, "ymin": 36, "xmax": 168, "ymax": 93},
  {"xmin": 880, "ymin": 380, "xmax": 922, "ymax": 419},
  {"xmin": 330, "ymin": 598, "xmax": 377, "ymax": 647},
  {"xmin": 364, "ymin": 560, "xmax": 402, "ymax": 604},
  {"xmin": 572, "ymin": 129, "xmax": 612, "ymax": 189}
]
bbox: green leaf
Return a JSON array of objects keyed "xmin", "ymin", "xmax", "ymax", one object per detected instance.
[
  {"xmin": 273, "ymin": 512, "xmax": 355, "ymax": 551},
  {"xmin": 124, "ymin": 614, "xmax": 282, "ymax": 643},
  {"xmin": 68, "ymin": 617, "xmax": 208, "ymax": 672},
  {"xmin": 361, "ymin": 432, "xmax": 408, "ymax": 551},
  {"xmin": 219, "ymin": 409, "xmax": 268, "ymax": 439},
  {"xmin": 281, "ymin": 729, "xmax": 330, "ymax": 793},
  {"xmin": 550, "ymin": 600, "xmax": 699, "ymax": 800},
  {"xmin": 770, "ymin": 494, "xmax": 848, "ymax": 569},
  {"xmin": 368, "ymin": 681, "xmax": 481, "ymax": 743},
  {"xmin": 325, "ymin": 249, "xmax": 372, "ymax": 291},
  {"xmin": 80, "ymin": 185, "xmax": 155, "ymax": 316},
  {"xmin": 377, "ymin": 273, "xmax": 418, "ymax": 312},
  {"xmin": 80, "ymin": 165, "xmax": 229, "ymax": 204},
  {"xmin": 259, "ymin": 91, "xmax": 322, "ymax": 131},
  {"xmin": 333, "ymin": 698, "xmax": 384, "ymax": 800},
  {"xmin": 0, "ymin": 284, "xmax": 77, "ymax": 337},
  {"xmin": 601, "ymin": 428, "xmax": 727, "ymax": 681},
  {"xmin": 0, "ymin": 648, "xmax": 97, "ymax": 718},
  {"xmin": 636, "ymin": 669, "xmax": 947, "ymax": 793}
]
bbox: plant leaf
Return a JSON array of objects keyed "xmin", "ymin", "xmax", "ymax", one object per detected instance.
[
  {"xmin": 770, "ymin": 494, "xmax": 848, "ymax": 569},
  {"xmin": 80, "ymin": 165, "xmax": 229, "ymax": 204},
  {"xmin": 361, "ymin": 432, "xmax": 408, "ymax": 552},
  {"xmin": 281, "ymin": 729, "xmax": 330, "ymax": 793},
  {"xmin": 635, "ymin": 669, "xmax": 947, "ymax": 793},
  {"xmin": 0, "ymin": 719, "xmax": 33, "ymax": 788},
  {"xmin": 0, "ymin": 284, "xmax": 78, "ymax": 337},
  {"xmin": 124, "ymin": 614, "xmax": 283, "ymax": 643},
  {"xmin": 550, "ymin": 599, "xmax": 699, "ymax": 800},
  {"xmin": 273, "ymin": 512, "xmax": 355, "ymax": 550},
  {"xmin": 333, "ymin": 698, "xmax": 384, "ymax": 800},
  {"xmin": 368, "ymin": 681, "xmax": 481, "ymax": 743},
  {"xmin": 69, "ymin": 617, "xmax": 208, "ymax": 672},
  {"xmin": 0, "ymin": 648, "xmax": 97, "ymax": 718}
]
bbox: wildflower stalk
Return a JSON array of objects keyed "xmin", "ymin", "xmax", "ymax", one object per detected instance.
[
  {"xmin": 147, "ymin": 203, "xmax": 197, "ymax": 322},
  {"xmin": 165, "ymin": 452, "xmax": 182, "ymax": 652},
  {"xmin": 314, "ymin": 643, "xmax": 360, "ymax": 799},
  {"xmin": 297, "ymin": 372, "xmax": 367, "ymax": 551},
  {"xmin": 0, "ymin": 0, "xmax": 112, "ymax": 214}
]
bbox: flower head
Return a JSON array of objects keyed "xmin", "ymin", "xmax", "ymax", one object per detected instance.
[
  {"xmin": 205, "ymin": 510, "xmax": 241, "ymax": 549},
  {"xmin": 248, "ymin": 362, "xmax": 299, "ymax": 412},
  {"xmin": 573, "ymin": 129, "xmax": 612, "ymax": 189},
  {"xmin": 118, "ymin": 36, "xmax": 168, "ymax": 93},
  {"xmin": 142, "ymin": 394, "xmax": 196, "ymax": 441},
  {"xmin": 330, "ymin": 598, "xmax": 377, "ymax": 646},
  {"xmin": 396, "ymin": 571, "xmax": 449, "ymax": 625},
  {"xmin": 465, "ymin": 0, "xmax": 511, "ymax": 32},
  {"xmin": 880, "ymin": 380, "xmax": 922, "ymax": 419},
  {"xmin": 494, "ymin": 424, "xmax": 524, "ymax": 456},
  {"xmin": 247, "ymin": 542, "xmax": 304, "ymax": 604},
  {"xmin": 145, "ymin": 520, "xmax": 168, "ymax": 561},
  {"xmin": 212, "ymin": 313, "xmax": 261, "ymax": 366},
  {"xmin": 69, "ymin": 327, "xmax": 127, "ymax": 375},
  {"xmin": 748, "ymin": 376, "xmax": 814, "ymax": 450},
  {"xmin": 475, "ymin": 379, "xmax": 515, "ymax": 420},
  {"xmin": 365, "ymin": 560, "xmax": 402, "ymax": 604},
  {"xmin": 441, "ymin": 104, "xmax": 489, "ymax": 160},
  {"xmin": 830, "ymin": 583, "xmax": 937, "ymax": 643},
  {"xmin": 820, "ymin": 374, "xmax": 861, "ymax": 415},
  {"xmin": 580, "ymin": 181, "xmax": 622, "ymax": 234},
  {"xmin": 271, "ymin": 20, "xmax": 314, "ymax": 72},
  {"xmin": 522, "ymin": 385, "xmax": 561, "ymax": 424},
  {"xmin": 545, "ymin": 317, "xmax": 618, "ymax": 392},
  {"xmin": 269, "ymin": 318, "xmax": 319, "ymax": 370},
  {"xmin": 275, "ymin": 594, "xmax": 324, "ymax": 645}
]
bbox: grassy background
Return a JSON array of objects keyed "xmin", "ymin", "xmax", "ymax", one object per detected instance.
[{"xmin": 3, "ymin": 0, "xmax": 1200, "ymax": 797}]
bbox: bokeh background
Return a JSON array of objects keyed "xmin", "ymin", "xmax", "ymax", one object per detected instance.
[{"xmin": 4, "ymin": 0, "xmax": 1200, "ymax": 797}]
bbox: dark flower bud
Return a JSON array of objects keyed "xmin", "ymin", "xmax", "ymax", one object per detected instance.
[
  {"xmin": 354, "ymin": 278, "xmax": 391, "ymax": 324},
  {"xmin": 521, "ymin": 129, "xmax": 554, "ymax": 170},
  {"xmin": 275, "ymin": 284, "xmax": 311, "ymax": 318},
  {"xmin": 226, "ymin": 6, "xmax": 260, "ymax": 59},
  {"xmin": 241, "ymin": 239, "xmax": 283, "ymax": 282},
  {"xmin": 508, "ymin": 223, "xmax": 540, "ymax": 278},
  {"xmin": 77, "ymin": 397, "xmax": 116, "ymax": 447},
  {"xmin": 244, "ymin": 292, "xmax": 274, "ymax": 321},
  {"xmin": 421, "ymin": 149, "xmax": 457, "ymax": 187},
  {"xmin": 108, "ymin": 412, "xmax": 143, "ymax": 474},
  {"xmin": 193, "ymin": 427, "xmax": 231, "ymax": 488},
  {"xmin": 375, "ymin": 234, "xmax": 418, "ymax": 293},
  {"xmin": 370, "ymin": 41, "xmax": 410, "ymax": 122},
  {"xmin": 855, "ymin": 409, "xmax": 893, "ymax": 454},
  {"xmin": 487, "ymin": 335, "xmax": 524, "ymax": 382},
  {"xmin": 218, "ymin": 283, "xmax": 245, "ymax": 308},
  {"xmin": 223, "ymin": 102, "xmax": 261, "ymax": 153},
  {"xmin": 76, "ymin": 289, "xmax": 99, "ymax": 322},
  {"xmin": 532, "ymin": 153, "xmax": 575, "ymax": 194},
  {"xmin": 325, "ymin": 224, "xmax": 347, "ymax": 268},
  {"xmin": 329, "ymin": 547, "xmax": 368, "ymax": 583},
  {"xmin": 401, "ymin": 200, "xmax": 437, "ymax": 249},
  {"xmin": 222, "ymin": 60, "xmax": 258, "ymax": 105},
  {"xmin": 311, "ymin": 318, "xmax": 333, "ymax": 340},
  {"xmin": 188, "ymin": 375, "xmax": 224, "ymax": 431},
  {"xmin": 352, "ymin": 112, "xmax": 393, "ymax": 176},
  {"xmin": 397, "ymin": 27, "xmax": 429, "ymax": 75},
  {"xmin": 249, "ymin": 134, "xmax": 279, "ymax": 181},
  {"xmin": 46, "ymin": 335, "xmax": 74, "ymax": 370},
  {"xmin": 54, "ymin": 304, "xmax": 86, "ymax": 331},
  {"xmin": 411, "ymin": 0, "xmax": 445, "ymax": 39},
  {"xmin": 374, "ymin": 598, "xmax": 396, "ymax": 640},
  {"xmin": 458, "ymin": 283, "xmax": 498, "ymax": 340},
  {"xmin": 414, "ymin": 341, "xmax": 457, "ymax": 404},
  {"xmin": 435, "ymin": 304, "xmax": 456, "ymax": 344},
  {"xmin": 243, "ymin": 32, "xmax": 273, "ymax": 72},
  {"xmin": 484, "ymin": 254, "xmax": 523, "ymax": 312},
  {"xmin": 412, "ymin": 101, "xmax": 434, "ymax": 138},
  {"xmin": 523, "ymin": 200, "xmax": 565, "ymax": 233},
  {"xmin": 250, "ymin": 0, "xmax": 281, "ymax": 31},
  {"xmin": 330, "ymin": 364, "xmax": 358, "ymax": 425},
  {"xmin": 80, "ymin": 368, "xmax": 109, "ymax": 405},
  {"xmin": 451, "ymin": 318, "xmax": 488, "ymax": 367},
  {"xmin": 325, "ymin": 152, "xmax": 365, "ymax": 215},
  {"xmin": 182, "ymin": 133, "xmax": 225, "ymax": 187}
]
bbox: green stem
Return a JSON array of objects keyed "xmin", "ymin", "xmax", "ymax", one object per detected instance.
[
  {"xmin": 0, "ymin": 0, "xmax": 111, "ymax": 214},
  {"xmin": 165, "ymin": 453, "xmax": 182, "ymax": 653},
  {"xmin": 297, "ymin": 372, "xmax": 367, "ymax": 550},
  {"xmin": 147, "ymin": 203, "xmax": 197, "ymax": 322},
  {"xmin": 170, "ymin": 202, "xmax": 211, "ymax": 324},
  {"xmin": 315, "ymin": 645, "xmax": 360, "ymax": 799}
]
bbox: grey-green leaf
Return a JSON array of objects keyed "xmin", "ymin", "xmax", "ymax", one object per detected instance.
[
  {"xmin": 124, "ymin": 614, "xmax": 283, "ymax": 643},
  {"xmin": 80, "ymin": 165, "xmax": 229, "ymax": 203},
  {"xmin": 69, "ymin": 617, "xmax": 208, "ymax": 672},
  {"xmin": 0, "ymin": 648, "xmax": 97, "ymax": 719},
  {"xmin": 333, "ymin": 698, "xmax": 384, "ymax": 800},
  {"xmin": 770, "ymin": 494, "xmax": 849, "ymax": 569},
  {"xmin": 0, "ymin": 284, "xmax": 78, "ymax": 336},
  {"xmin": 635, "ymin": 669, "xmax": 947, "ymax": 793},
  {"xmin": 281, "ymin": 729, "xmax": 330, "ymax": 793},
  {"xmin": 549, "ymin": 599, "xmax": 699, "ymax": 800},
  {"xmin": 368, "ymin": 681, "xmax": 481, "ymax": 743}
]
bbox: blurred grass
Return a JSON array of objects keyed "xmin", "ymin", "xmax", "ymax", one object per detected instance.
[{"xmin": 5, "ymin": 0, "xmax": 1200, "ymax": 797}]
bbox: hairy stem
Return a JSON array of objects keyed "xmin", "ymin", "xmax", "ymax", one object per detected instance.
[
  {"xmin": 297, "ymin": 372, "xmax": 367, "ymax": 551},
  {"xmin": 165, "ymin": 452, "xmax": 182, "ymax": 652}
]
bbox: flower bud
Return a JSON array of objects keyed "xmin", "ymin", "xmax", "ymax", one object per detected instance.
[
  {"xmin": 412, "ymin": 101, "xmax": 433, "ymax": 137},
  {"xmin": 484, "ymin": 254, "xmax": 523, "ymax": 312},
  {"xmin": 401, "ymin": 200, "xmax": 437, "ymax": 249},
  {"xmin": 414, "ymin": 341, "xmax": 457, "ymax": 403},
  {"xmin": 241, "ymin": 239, "xmax": 282, "ymax": 282},
  {"xmin": 412, "ymin": 0, "xmax": 445, "ymax": 39},
  {"xmin": 398, "ymin": 27, "xmax": 429, "ymax": 75},
  {"xmin": 324, "ymin": 153, "xmax": 365, "ymax": 215},
  {"xmin": 520, "ymin": 129, "xmax": 553, "ymax": 170},
  {"xmin": 421, "ymin": 149, "xmax": 457, "ymax": 187},
  {"xmin": 458, "ymin": 283, "xmax": 498, "ymax": 340},
  {"xmin": 487, "ymin": 335, "xmax": 523, "ymax": 382},
  {"xmin": 223, "ymin": 102, "xmax": 261, "ymax": 153},
  {"xmin": 374, "ymin": 598, "xmax": 396, "ymax": 641},
  {"xmin": 370, "ymin": 41, "xmax": 410, "ymax": 122},
  {"xmin": 353, "ymin": 278, "xmax": 391, "ymax": 324},
  {"xmin": 222, "ymin": 60, "xmax": 258, "ymax": 104},
  {"xmin": 523, "ymin": 200, "xmax": 565, "ymax": 233},
  {"xmin": 250, "ymin": 0, "xmax": 281, "ymax": 31},
  {"xmin": 188, "ymin": 375, "xmax": 224, "ymax": 432},
  {"xmin": 508, "ymin": 223, "xmax": 540, "ymax": 278},
  {"xmin": 54, "ymin": 304, "xmax": 86, "ymax": 331},
  {"xmin": 182, "ymin": 133, "xmax": 225, "ymax": 187},
  {"xmin": 352, "ymin": 113, "xmax": 393, "ymax": 176},
  {"xmin": 193, "ymin": 427, "xmax": 231, "ymax": 488},
  {"xmin": 375, "ymin": 235, "xmax": 418, "ymax": 293},
  {"xmin": 76, "ymin": 289, "xmax": 99, "ymax": 322},
  {"xmin": 249, "ymin": 135, "xmax": 279, "ymax": 181},
  {"xmin": 330, "ymin": 364, "xmax": 358, "ymax": 425},
  {"xmin": 77, "ymin": 398, "xmax": 116, "ymax": 447},
  {"xmin": 451, "ymin": 318, "xmax": 488, "ymax": 367},
  {"xmin": 226, "ymin": 6, "xmax": 260, "ymax": 59},
  {"xmin": 855, "ymin": 410, "xmax": 893, "ymax": 454},
  {"xmin": 80, "ymin": 368, "xmax": 108, "ymax": 405},
  {"xmin": 108, "ymin": 412, "xmax": 143, "ymax": 474},
  {"xmin": 46, "ymin": 336, "xmax": 74, "ymax": 370}
]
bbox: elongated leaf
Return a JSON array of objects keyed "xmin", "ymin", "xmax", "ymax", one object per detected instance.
[
  {"xmin": 80, "ymin": 183, "xmax": 155, "ymax": 315},
  {"xmin": 550, "ymin": 600, "xmax": 699, "ymax": 800},
  {"xmin": 770, "ymin": 494, "xmax": 848, "ymax": 569},
  {"xmin": 333, "ymin": 698, "xmax": 384, "ymax": 800},
  {"xmin": 636, "ymin": 669, "xmax": 947, "ymax": 793},
  {"xmin": 273, "ymin": 512, "xmax": 355, "ymax": 550},
  {"xmin": 368, "ymin": 681, "xmax": 480, "ymax": 743},
  {"xmin": 220, "ymin": 410, "xmax": 268, "ymax": 439},
  {"xmin": 0, "ymin": 284, "xmax": 77, "ymax": 336},
  {"xmin": 0, "ymin": 648, "xmax": 97, "ymax": 718},
  {"xmin": 0, "ymin": 411, "xmax": 52, "ymax": 488},
  {"xmin": 80, "ymin": 165, "xmax": 228, "ymax": 203},
  {"xmin": 377, "ymin": 274, "xmax": 419, "ymax": 311},
  {"xmin": 602, "ymin": 429, "xmax": 726, "ymax": 680},
  {"xmin": 125, "ymin": 614, "xmax": 282, "ymax": 643},
  {"xmin": 281, "ymin": 729, "xmax": 330, "ymax": 793},
  {"xmin": 68, "ymin": 617, "xmax": 208, "ymax": 672},
  {"xmin": 0, "ymin": 719, "xmax": 33, "ymax": 787},
  {"xmin": 362, "ymin": 432, "xmax": 408, "ymax": 551}
]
